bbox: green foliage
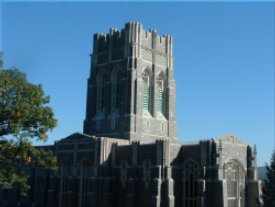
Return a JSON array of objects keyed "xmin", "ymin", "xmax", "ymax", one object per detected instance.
[
  {"xmin": 0, "ymin": 69, "xmax": 56, "ymax": 138},
  {"xmin": 0, "ymin": 69, "xmax": 58, "ymax": 195},
  {"xmin": 262, "ymin": 150, "xmax": 275, "ymax": 207}
]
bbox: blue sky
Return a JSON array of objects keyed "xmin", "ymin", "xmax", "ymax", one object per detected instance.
[{"xmin": 1, "ymin": 2, "xmax": 274, "ymax": 166}]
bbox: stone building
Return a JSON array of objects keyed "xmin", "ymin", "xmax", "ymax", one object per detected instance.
[{"xmin": 0, "ymin": 22, "xmax": 261, "ymax": 207}]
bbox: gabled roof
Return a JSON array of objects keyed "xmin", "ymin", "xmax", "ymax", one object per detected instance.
[
  {"xmin": 57, "ymin": 132, "xmax": 95, "ymax": 143},
  {"xmin": 214, "ymin": 134, "xmax": 248, "ymax": 146}
]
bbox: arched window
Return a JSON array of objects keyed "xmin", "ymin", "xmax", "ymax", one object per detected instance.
[
  {"xmin": 182, "ymin": 161, "xmax": 198, "ymax": 207},
  {"xmin": 142, "ymin": 70, "xmax": 151, "ymax": 115},
  {"xmin": 78, "ymin": 158, "xmax": 93, "ymax": 176},
  {"xmin": 224, "ymin": 160, "xmax": 245, "ymax": 207},
  {"xmin": 157, "ymin": 73, "xmax": 167, "ymax": 118}
]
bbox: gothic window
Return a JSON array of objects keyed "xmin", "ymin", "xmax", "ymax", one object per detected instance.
[
  {"xmin": 78, "ymin": 158, "xmax": 93, "ymax": 207},
  {"xmin": 96, "ymin": 74, "xmax": 105, "ymax": 114},
  {"xmin": 111, "ymin": 72, "xmax": 116, "ymax": 110},
  {"xmin": 143, "ymin": 160, "xmax": 151, "ymax": 189},
  {"xmin": 182, "ymin": 161, "xmax": 198, "ymax": 207},
  {"xmin": 120, "ymin": 160, "xmax": 128, "ymax": 188},
  {"xmin": 61, "ymin": 176, "xmax": 68, "ymax": 201},
  {"xmin": 224, "ymin": 160, "xmax": 245, "ymax": 207},
  {"xmin": 59, "ymin": 158, "xmax": 71, "ymax": 203},
  {"xmin": 59, "ymin": 158, "xmax": 72, "ymax": 175},
  {"xmin": 111, "ymin": 71, "xmax": 122, "ymax": 113},
  {"xmin": 142, "ymin": 70, "xmax": 151, "ymax": 115},
  {"xmin": 77, "ymin": 158, "xmax": 93, "ymax": 177},
  {"xmin": 111, "ymin": 119, "xmax": 116, "ymax": 129},
  {"xmin": 157, "ymin": 73, "xmax": 167, "ymax": 118}
]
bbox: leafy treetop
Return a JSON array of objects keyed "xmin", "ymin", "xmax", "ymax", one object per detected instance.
[
  {"xmin": 0, "ymin": 69, "xmax": 57, "ymax": 139},
  {"xmin": 0, "ymin": 68, "xmax": 58, "ymax": 195}
]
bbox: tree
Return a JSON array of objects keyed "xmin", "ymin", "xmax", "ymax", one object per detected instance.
[
  {"xmin": 0, "ymin": 67, "xmax": 58, "ymax": 195},
  {"xmin": 262, "ymin": 150, "xmax": 275, "ymax": 207}
]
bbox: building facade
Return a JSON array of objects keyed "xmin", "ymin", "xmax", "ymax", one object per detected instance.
[{"xmin": 0, "ymin": 22, "xmax": 261, "ymax": 207}]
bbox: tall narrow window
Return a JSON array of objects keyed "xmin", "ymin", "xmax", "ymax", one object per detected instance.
[
  {"xmin": 117, "ymin": 72, "xmax": 122, "ymax": 110},
  {"xmin": 96, "ymin": 75, "xmax": 105, "ymax": 114},
  {"xmin": 157, "ymin": 74, "xmax": 167, "ymax": 118},
  {"xmin": 142, "ymin": 71, "xmax": 150, "ymax": 115},
  {"xmin": 78, "ymin": 158, "xmax": 93, "ymax": 177},
  {"xmin": 78, "ymin": 159, "xmax": 93, "ymax": 207},
  {"xmin": 120, "ymin": 160, "xmax": 128, "ymax": 188},
  {"xmin": 182, "ymin": 161, "xmax": 198, "ymax": 207},
  {"xmin": 111, "ymin": 71, "xmax": 122, "ymax": 113},
  {"xmin": 224, "ymin": 161, "xmax": 245, "ymax": 207},
  {"xmin": 111, "ymin": 119, "xmax": 116, "ymax": 129},
  {"xmin": 59, "ymin": 158, "xmax": 71, "ymax": 207},
  {"xmin": 111, "ymin": 72, "xmax": 117, "ymax": 110},
  {"xmin": 143, "ymin": 160, "xmax": 151, "ymax": 189},
  {"xmin": 59, "ymin": 158, "xmax": 72, "ymax": 176}
]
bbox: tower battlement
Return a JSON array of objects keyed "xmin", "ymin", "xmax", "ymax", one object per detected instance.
[
  {"xmin": 84, "ymin": 22, "xmax": 177, "ymax": 143},
  {"xmin": 92, "ymin": 22, "xmax": 173, "ymax": 66}
]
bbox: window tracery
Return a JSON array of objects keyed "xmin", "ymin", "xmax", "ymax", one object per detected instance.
[{"xmin": 224, "ymin": 160, "xmax": 245, "ymax": 207}]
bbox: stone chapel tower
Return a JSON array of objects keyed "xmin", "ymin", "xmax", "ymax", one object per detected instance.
[
  {"xmin": 84, "ymin": 22, "xmax": 177, "ymax": 143},
  {"xmin": 0, "ymin": 22, "xmax": 262, "ymax": 207}
]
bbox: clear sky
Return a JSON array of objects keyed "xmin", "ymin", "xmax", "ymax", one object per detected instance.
[{"xmin": 1, "ymin": 2, "xmax": 274, "ymax": 166}]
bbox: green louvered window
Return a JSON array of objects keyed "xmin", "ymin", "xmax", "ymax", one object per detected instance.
[
  {"xmin": 142, "ymin": 72, "xmax": 150, "ymax": 113},
  {"xmin": 162, "ymin": 88, "xmax": 167, "ymax": 116},
  {"xmin": 157, "ymin": 76, "xmax": 167, "ymax": 118},
  {"xmin": 157, "ymin": 79, "xmax": 163, "ymax": 113}
]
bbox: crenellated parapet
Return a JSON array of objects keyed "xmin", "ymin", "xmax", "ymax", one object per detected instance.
[
  {"xmin": 84, "ymin": 22, "xmax": 177, "ymax": 143},
  {"xmin": 92, "ymin": 22, "xmax": 173, "ymax": 60}
]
